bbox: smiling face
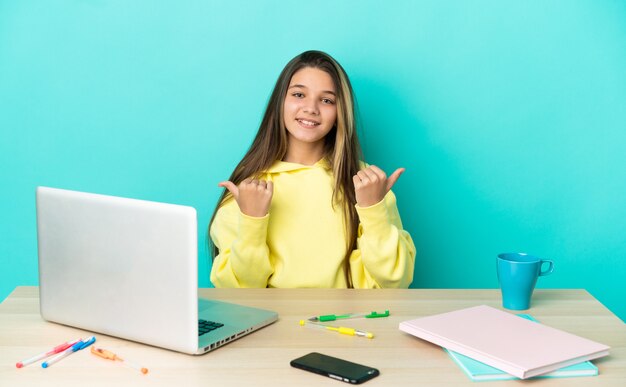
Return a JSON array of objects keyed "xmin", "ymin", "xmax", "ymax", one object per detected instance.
[{"xmin": 282, "ymin": 67, "xmax": 338, "ymax": 160}]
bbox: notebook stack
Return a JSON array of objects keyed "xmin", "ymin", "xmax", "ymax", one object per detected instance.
[{"xmin": 399, "ymin": 305, "xmax": 609, "ymax": 381}]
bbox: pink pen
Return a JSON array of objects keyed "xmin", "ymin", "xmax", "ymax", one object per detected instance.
[{"xmin": 16, "ymin": 339, "xmax": 81, "ymax": 368}]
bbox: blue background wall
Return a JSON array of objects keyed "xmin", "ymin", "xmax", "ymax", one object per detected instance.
[{"xmin": 1, "ymin": 1, "xmax": 625, "ymax": 321}]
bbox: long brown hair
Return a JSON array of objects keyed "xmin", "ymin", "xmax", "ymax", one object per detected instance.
[{"xmin": 208, "ymin": 50, "xmax": 362, "ymax": 287}]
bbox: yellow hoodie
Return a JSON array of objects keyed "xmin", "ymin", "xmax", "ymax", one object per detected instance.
[{"xmin": 210, "ymin": 159, "xmax": 415, "ymax": 288}]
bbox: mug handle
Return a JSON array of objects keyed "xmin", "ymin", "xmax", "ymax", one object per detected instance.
[{"xmin": 539, "ymin": 260, "xmax": 554, "ymax": 276}]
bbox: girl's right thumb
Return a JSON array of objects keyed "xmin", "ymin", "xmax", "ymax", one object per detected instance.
[{"xmin": 218, "ymin": 181, "xmax": 238, "ymax": 198}]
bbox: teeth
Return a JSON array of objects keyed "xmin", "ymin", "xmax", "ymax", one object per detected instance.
[{"xmin": 298, "ymin": 119, "xmax": 318, "ymax": 126}]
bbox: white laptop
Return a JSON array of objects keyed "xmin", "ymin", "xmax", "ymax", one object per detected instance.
[{"xmin": 36, "ymin": 186, "xmax": 278, "ymax": 355}]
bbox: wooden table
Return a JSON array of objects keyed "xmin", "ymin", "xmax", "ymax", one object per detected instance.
[{"xmin": 1, "ymin": 287, "xmax": 624, "ymax": 386}]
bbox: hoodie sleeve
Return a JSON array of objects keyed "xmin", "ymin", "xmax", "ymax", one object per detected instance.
[
  {"xmin": 349, "ymin": 191, "xmax": 416, "ymax": 288},
  {"xmin": 209, "ymin": 198, "xmax": 274, "ymax": 288}
]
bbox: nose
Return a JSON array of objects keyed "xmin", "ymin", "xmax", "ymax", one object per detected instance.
[{"xmin": 302, "ymin": 100, "xmax": 319, "ymax": 115}]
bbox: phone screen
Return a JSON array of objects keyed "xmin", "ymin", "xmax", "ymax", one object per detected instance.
[{"xmin": 290, "ymin": 352, "xmax": 380, "ymax": 384}]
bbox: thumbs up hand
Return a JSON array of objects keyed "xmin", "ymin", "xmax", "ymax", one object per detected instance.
[
  {"xmin": 353, "ymin": 166, "xmax": 404, "ymax": 207},
  {"xmin": 219, "ymin": 178, "xmax": 274, "ymax": 217}
]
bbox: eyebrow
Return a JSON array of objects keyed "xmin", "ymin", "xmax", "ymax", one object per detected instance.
[{"xmin": 288, "ymin": 84, "xmax": 336, "ymax": 96}]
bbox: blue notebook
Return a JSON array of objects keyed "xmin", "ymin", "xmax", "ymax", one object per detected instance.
[{"xmin": 446, "ymin": 314, "xmax": 598, "ymax": 381}]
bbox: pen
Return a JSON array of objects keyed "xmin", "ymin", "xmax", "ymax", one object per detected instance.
[
  {"xmin": 42, "ymin": 336, "xmax": 96, "ymax": 368},
  {"xmin": 308, "ymin": 310, "xmax": 389, "ymax": 322},
  {"xmin": 91, "ymin": 346, "xmax": 149, "ymax": 374},
  {"xmin": 299, "ymin": 320, "xmax": 374, "ymax": 339},
  {"xmin": 16, "ymin": 339, "xmax": 81, "ymax": 368}
]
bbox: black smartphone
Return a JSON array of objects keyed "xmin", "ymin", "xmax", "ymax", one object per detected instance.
[{"xmin": 290, "ymin": 352, "xmax": 380, "ymax": 384}]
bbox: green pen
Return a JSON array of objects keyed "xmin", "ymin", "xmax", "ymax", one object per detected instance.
[{"xmin": 308, "ymin": 310, "xmax": 390, "ymax": 322}]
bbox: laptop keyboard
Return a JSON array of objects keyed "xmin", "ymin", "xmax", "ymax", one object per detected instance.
[{"xmin": 198, "ymin": 319, "xmax": 224, "ymax": 336}]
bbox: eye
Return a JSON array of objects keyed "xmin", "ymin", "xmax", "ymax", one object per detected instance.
[
  {"xmin": 322, "ymin": 98, "xmax": 335, "ymax": 105},
  {"xmin": 291, "ymin": 92, "xmax": 304, "ymax": 98}
]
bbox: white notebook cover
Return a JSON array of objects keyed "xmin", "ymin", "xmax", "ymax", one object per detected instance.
[{"xmin": 399, "ymin": 305, "xmax": 609, "ymax": 379}]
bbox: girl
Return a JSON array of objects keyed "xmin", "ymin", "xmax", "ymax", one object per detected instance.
[{"xmin": 209, "ymin": 50, "xmax": 415, "ymax": 288}]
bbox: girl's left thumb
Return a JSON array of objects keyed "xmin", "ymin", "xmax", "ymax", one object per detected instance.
[{"xmin": 386, "ymin": 168, "xmax": 405, "ymax": 192}]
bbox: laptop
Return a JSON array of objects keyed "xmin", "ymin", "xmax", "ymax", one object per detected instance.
[{"xmin": 36, "ymin": 186, "xmax": 278, "ymax": 355}]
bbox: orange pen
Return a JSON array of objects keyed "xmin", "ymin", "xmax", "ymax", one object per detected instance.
[{"xmin": 90, "ymin": 346, "xmax": 148, "ymax": 374}]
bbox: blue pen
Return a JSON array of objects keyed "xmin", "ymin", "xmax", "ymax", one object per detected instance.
[{"xmin": 42, "ymin": 336, "xmax": 96, "ymax": 368}]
